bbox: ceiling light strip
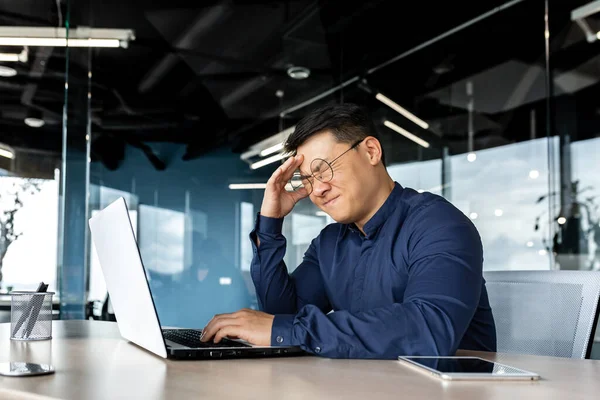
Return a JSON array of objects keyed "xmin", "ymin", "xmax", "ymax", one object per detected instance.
[
  {"xmin": 241, "ymin": 125, "xmax": 296, "ymax": 161},
  {"xmin": 259, "ymin": 142, "xmax": 284, "ymax": 157},
  {"xmin": 0, "ymin": 37, "xmax": 120, "ymax": 48},
  {"xmin": 383, "ymin": 120, "xmax": 430, "ymax": 148},
  {"xmin": 0, "ymin": 148, "xmax": 15, "ymax": 159},
  {"xmin": 376, "ymin": 93, "xmax": 429, "ymax": 129},
  {"xmin": 0, "ymin": 53, "xmax": 19, "ymax": 61},
  {"xmin": 228, "ymin": 183, "xmax": 267, "ymax": 190},
  {"xmin": 250, "ymin": 153, "xmax": 287, "ymax": 169}
]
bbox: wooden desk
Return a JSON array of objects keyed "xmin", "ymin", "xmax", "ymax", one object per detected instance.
[{"xmin": 0, "ymin": 321, "xmax": 599, "ymax": 399}]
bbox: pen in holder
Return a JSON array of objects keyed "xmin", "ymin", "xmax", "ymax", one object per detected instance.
[{"xmin": 10, "ymin": 290, "xmax": 54, "ymax": 341}]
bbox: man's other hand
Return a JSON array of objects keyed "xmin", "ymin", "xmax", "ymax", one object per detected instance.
[{"xmin": 200, "ymin": 309, "xmax": 275, "ymax": 346}]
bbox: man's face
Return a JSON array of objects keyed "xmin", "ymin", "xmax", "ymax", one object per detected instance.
[{"xmin": 295, "ymin": 131, "xmax": 374, "ymax": 224}]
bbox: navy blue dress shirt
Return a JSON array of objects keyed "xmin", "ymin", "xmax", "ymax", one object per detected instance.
[{"xmin": 249, "ymin": 182, "xmax": 496, "ymax": 359}]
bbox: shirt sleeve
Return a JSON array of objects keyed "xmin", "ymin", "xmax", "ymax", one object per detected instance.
[
  {"xmin": 270, "ymin": 201, "xmax": 484, "ymax": 358},
  {"xmin": 249, "ymin": 213, "xmax": 331, "ymax": 318}
]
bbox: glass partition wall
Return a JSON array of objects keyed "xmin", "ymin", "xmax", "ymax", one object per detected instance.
[{"xmin": 0, "ymin": 1, "xmax": 66, "ymax": 324}]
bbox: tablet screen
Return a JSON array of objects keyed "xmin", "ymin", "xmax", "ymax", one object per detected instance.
[
  {"xmin": 405, "ymin": 357, "xmax": 496, "ymax": 373},
  {"xmin": 399, "ymin": 356, "xmax": 538, "ymax": 377}
]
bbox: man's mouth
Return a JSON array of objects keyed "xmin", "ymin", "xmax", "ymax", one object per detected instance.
[{"xmin": 323, "ymin": 196, "xmax": 339, "ymax": 207}]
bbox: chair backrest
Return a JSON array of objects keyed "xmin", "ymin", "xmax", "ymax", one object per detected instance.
[{"xmin": 483, "ymin": 270, "xmax": 600, "ymax": 359}]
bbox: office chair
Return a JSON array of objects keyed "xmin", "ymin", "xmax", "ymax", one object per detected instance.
[{"xmin": 483, "ymin": 270, "xmax": 600, "ymax": 359}]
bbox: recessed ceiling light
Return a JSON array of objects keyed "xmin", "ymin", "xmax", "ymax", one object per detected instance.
[
  {"xmin": 287, "ymin": 66, "xmax": 310, "ymax": 80},
  {"xmin": 24, "ymin": 117, "xmax": 45, "ymax": 128},
  {"xmin": 0, "ymin": 65, "xmax": 17, "ymax": 77}
]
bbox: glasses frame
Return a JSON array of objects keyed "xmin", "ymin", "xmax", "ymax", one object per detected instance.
[{"xmin": 291, "ymin": 138, "xmax": 365, "ymax": 194}]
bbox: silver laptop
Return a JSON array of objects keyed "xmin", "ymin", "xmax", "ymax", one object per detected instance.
[{"xmin": 88, "ymin": 197, "xmax": 304, "ymax": 360}]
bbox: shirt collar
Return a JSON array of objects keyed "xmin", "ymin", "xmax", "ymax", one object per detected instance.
[{"xmin": 344, "ymin": 181, "xmax": 404, "ymax": 238}]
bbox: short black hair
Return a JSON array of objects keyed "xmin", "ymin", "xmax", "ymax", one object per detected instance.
[{"xmin": 284, "ymin": 103, "xmax": 385, "ymax": 165}]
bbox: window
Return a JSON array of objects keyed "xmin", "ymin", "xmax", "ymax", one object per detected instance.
[
  {"xmin": 0, "ymin": 177, "xmax": 58, "ymax": 292},
  {"xmin": 240, "ymin": 202, "xmax": 254, "ymax": 272},
  {"xmin": 449, "ymin": 138, "xmax": 558, "ymax": 271},
  {"xmin": 387, "ymin": 159, "xmax": 443, "ymax": 195},
  {"xmin": 569, "ymin": 138, "xmax": 600, "ymax": 271}
]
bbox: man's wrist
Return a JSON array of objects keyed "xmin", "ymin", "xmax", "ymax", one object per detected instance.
[
  {"xmin": 271, "ymin": 314, "xmax": 296, "ymax": 346},
  {"xmin": 259, "ymin": 210, "xmax": 281, "ymax": 219},
  {"xmin": 255, "ymin": 213, "xmax": 284, "ymax": 235}
]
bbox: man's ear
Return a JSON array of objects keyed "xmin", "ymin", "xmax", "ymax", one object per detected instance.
[{"xmin": 363, "ymin": 137, "xmax": 383, "ymax": 166}]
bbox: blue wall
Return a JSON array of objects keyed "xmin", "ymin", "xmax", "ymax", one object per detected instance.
[{"xmin": 90, "ymin": 143, "xmax": 271, "ymax": 328}]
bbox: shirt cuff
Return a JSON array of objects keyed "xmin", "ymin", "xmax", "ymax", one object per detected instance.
[
  {"xmin": 271, "ymin": 314, "xmax": 296, "ymax": 346},
  {"xmin": 255, "ymin": 212, "xmax": 284, "ymax": 235}
]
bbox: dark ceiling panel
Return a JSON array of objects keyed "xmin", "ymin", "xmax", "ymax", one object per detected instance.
[{"xmin": 1, "ymin": 0, "xmax": 599, "ymax": 169}]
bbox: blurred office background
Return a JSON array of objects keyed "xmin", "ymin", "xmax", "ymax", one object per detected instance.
[{"xmin": 0, "ymin": 0, "xmax": 598, "ymax": 356}]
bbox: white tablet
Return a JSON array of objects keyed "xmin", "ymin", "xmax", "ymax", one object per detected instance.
[{"xmin": 397, "ymin": 356, "xmax": 540, "ymax": 381}]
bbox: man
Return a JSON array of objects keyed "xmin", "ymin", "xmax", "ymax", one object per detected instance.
[{"xmin": 201, "ymin": 103, "xmax": 497, "ymax": 359}]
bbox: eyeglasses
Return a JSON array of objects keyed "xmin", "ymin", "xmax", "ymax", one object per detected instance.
[{"xmin": 289, "ymin": 138, "xmax": 364, "ymax": 195}]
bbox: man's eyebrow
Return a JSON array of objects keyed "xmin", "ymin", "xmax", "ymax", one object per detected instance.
[
  {"xmin": 293, "ymin": 154, "xmax": 311, "ymax": 176},
  {"xmin": 296, "ymin": 149, "xmax": 334, "ymax": 175},
  {"xmin": 297, "ymin": 167, "xmax": 311, "ymax": 177}
]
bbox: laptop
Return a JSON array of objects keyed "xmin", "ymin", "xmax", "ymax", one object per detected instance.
[{"xmin": 88, "ymin": 197, "xmax": 304, "ymax": 360}]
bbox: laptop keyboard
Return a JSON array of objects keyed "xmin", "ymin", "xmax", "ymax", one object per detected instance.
[{"xmin": 162, "ymin": 329, "xmax": 249, "ymax": 348}]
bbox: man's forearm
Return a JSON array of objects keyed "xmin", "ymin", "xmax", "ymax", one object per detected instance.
[
  {"xmin": 250, "ymin": 243, "xmax": 299, "ymax": 314},
  {"xmin": 250, "ymin": 214, "xmax": 329, "ymax": 319},
  {"xmin": 250, "ymin": 215, "xmax": 299, "ymax": 314},
  {"xmin": 272, "ymin": 299, "xmax": 465, "ymax": 359}
]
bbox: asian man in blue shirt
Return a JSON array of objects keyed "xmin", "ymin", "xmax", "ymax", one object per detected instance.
[{"xmin": 201, "ymin": 103, "xmax": 497, "ymax": 359}]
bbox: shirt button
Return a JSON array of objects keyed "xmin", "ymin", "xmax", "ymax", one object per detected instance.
[
  {"xmin": 276, "ymin": 336, "xmax": 284, "ymax": 344},
  {"xmin": 314, "ymin": 347, "xmax": 321, "ymax": 353}
]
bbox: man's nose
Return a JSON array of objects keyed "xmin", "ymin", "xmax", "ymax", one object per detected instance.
[{"xmin": 312, "ymin": 179, "xmax": 331, "ymax": 196}]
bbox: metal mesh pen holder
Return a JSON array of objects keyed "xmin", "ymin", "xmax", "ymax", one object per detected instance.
[{"xmin": 10, "ymin": 291, "xmax": 54, "ymax": 341}]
